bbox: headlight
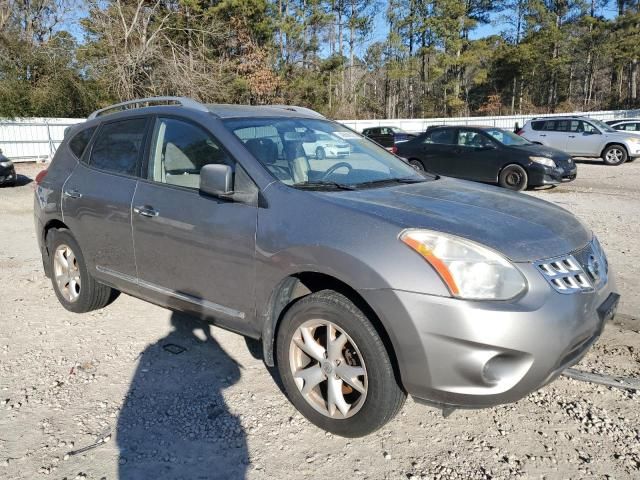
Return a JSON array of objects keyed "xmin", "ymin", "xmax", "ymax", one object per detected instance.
[
  {"xmin": 0, "ymin": 161, "xmax": 12, "ymax": 168},
  {"xmin": 529, "ymin": 156, "xmax": 556, "ymax": 168},
  {"xmin": 626, "ymin": 137, "xmax": 640, "ymax": 143},
  {"xmin": 400, "ymin": 229, "xmax": 527, "ymax": 300}
]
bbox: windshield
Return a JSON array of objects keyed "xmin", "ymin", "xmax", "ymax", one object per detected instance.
[
  {"xmin": 223, "ymin": 117, "xmax": 428, "ymax": 189},
  {"xmin": 484, "ymin": 128, "xmax": 531, "ymax": 146},
  {"xmin": 589, "ymin": 119, "xmax": 616, "ymax": 133}
]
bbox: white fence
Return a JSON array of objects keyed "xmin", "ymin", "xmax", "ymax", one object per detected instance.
[
  {"xmin": 0, "ymin": 118, "xmax": 84, "ymax": 162},
  {"xmin": 2, "ymin": 109, "xmax": 640, "ymax": 162},
  {"xmin": 339, "ymin": 109, "xmax": 640, "ymax": 134}
]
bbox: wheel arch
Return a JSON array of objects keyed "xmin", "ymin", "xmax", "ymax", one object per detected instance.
[
  {"xmin": 41, "ymin": 219, "xmax": 71, "ymax": 277},
  {"xmin": 601, "ymin": 142, "xmax": 628, "ymax": 158},
  {"xmin": 260, "ymin": 271, "xmax": 401, "ymax": 381}
]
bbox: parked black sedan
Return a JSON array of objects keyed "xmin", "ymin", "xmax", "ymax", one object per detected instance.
[
  {"xmin": 396, "ymin": 126, "xmax": 577, "ymax": 191},
  {"xmin": 362, "ymin": 126, "xmax": 416, "ymax": 151},
  {"xmin": 0, "ymin": 150, "xmax": 16, "ymax": 187}
]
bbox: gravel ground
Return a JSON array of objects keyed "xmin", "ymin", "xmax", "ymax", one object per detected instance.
[{"xmin": 0, "ymin": 161, "xmax": 638, "ymax": 480}]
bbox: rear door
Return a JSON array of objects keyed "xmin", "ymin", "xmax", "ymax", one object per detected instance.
[
  {"xmin": 539, "ymin": 120, "xmax": 569, "ymax": 151},
  {"xmin": 62, "ymin": 117, "xmax": 148, "ymax": 282},
  {"xmin": 131, "ymin": 116, "xmax": 259, "ymax": 332},
  {"xmin": 417, "ymin": 128, "xmax": 457, "ymax": 174}
]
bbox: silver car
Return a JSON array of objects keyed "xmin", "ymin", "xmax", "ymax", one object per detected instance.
[
  {"xmin": 34, "ymin": 97, "xmax": 619, "ymax": 437},
  {"xmin": 520, "ymin": 116, "xmax": 640, "ymax": 165}
]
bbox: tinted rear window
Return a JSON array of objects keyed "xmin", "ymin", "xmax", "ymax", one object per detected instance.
[
  {"xmin": 89, "ymin": 119, "xmax": 147, "ymax": 176},
  {"xmin": 68, "ymin": 127, "xmax": 96, "ymax": 159},
  {"xmin": 424, "ymin": 128, "xmax": 455, "ymax": 144}
]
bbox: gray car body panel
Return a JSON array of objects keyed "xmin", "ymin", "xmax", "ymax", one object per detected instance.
[{"xmin": 35, "ymin": 102, "xmax": 618, "ymax": 411}]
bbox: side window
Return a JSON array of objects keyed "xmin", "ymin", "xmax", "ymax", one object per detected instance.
[
  {"xmin": 90, "ymin": 119, "xmax": 146, "ymax": 176},
  {"xmin": 555, "ymin": 120, "xmax": 569, "ymax": 132},
  {"xmin": 613, "ymin": 124, "xmax": 625, "ymax": 130},
  {"xmin": 457, "ymin": 129, "xmax": 491, "ymax": 147},
  {"xmin": 543, "ymin": 121, "xmax": 556, "ymax": 131},
  {"xmin": 569, "ymin": 120, "xmax": 583, "ymax": 133},
  {"xmin": 621, "ymin": 123, "xmax": 639, "ymax": 131},
  {"xmin": 582, "ymin": 122, "xmax": 597, "ymax": 133},
  {"xmin": 149, "ymin": 118, "xmax": 233, "ymax": 190},
  {"xmin": 69, "ymin": 127, "xmax": 96, "ymax": 160},
  {"xmin": 423, "ymin": 129, "xmax": 455, "ymax": 145},
  {"xmin": 381, "ymin": 127, "xmax": 391, "ymax": 135},
  {"xmin": 531, "ymin": 121, "xmax": 545, "ymax": 131}
]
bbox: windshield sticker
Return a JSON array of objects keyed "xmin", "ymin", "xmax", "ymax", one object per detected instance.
[{"xmin": 333, "ymin": 131, "xmax": 361, "ymax": 140}]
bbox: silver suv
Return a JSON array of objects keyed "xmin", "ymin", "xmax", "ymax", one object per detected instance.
[
  {"xmin": 519, "ymin": 116, "xmax": 640, "ymax": 165},
  {"xmin": 34, "ymin": 97, "xmax": 619, "ymax": 437}
]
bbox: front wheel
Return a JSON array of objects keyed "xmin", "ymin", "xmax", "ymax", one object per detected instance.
[
  {"xmin": 48, "ymin": 229, "xmax": 119, "ymax": 313},
  {"xmin": 276, "ymin": 290, "xmax": 406, "ymax": 437},
  {"xmin": 602, "ymin": 144, "xmax": 627, "ymax": 165},
  {"xmin": 499, "ymin": 164, "xmax": 528, "ymax": 191}
]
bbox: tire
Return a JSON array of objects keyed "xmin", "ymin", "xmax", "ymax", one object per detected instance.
[
  {"xmin": 276, "ymin": 290, "xmax": 406, "ymax": 437},
  {"xmin": 47, "ymin": 229, "xmax": 120, "ymax": 313},
  {"xmin": 499, "ymin": 164, "xmax": 528, "ymax": 191},
  {"xmin": 601, "ymin": 144, "xmax": 627, "ymax": 166},
  {"xmin": 316, "ymin": 147, "xmax": 326, "ymax": 160},
  {"xmin": 408, "ymin": 159, "xmax": 425, "ymax": 171}
]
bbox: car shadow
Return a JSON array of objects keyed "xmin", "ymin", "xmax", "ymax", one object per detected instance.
[
  {"xmin": 116, "ymin": 311, "xmax": 248, "ymax": 479},
  {"xmin": 14, "ymin": 174, "xmax": 33, "ymax": 186}
]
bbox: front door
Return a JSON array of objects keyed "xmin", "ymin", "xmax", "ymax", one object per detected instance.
[
  {"xmin": 564, "ymin": 120, "xmax": 603, "ymax": 156},
  {"xmin": 62, "ymin": 117, "xmax": 148, "ymax": 282},
  {"xmin": 450, "ymin": 129, "xmax": 498, "ymax": 182},
  {"xmin": 131, "ymin": 116, "xmax": 258, "ymax": 332}
]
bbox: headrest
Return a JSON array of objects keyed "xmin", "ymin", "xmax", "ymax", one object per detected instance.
[{"xmin": 245, "ymin": 138, "xmax": 278, "ymax": 165}]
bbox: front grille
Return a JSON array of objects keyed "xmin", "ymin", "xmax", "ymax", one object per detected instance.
[{"xmin": 534, "ymin": 240, "xmax": 608, "ymax": 294}]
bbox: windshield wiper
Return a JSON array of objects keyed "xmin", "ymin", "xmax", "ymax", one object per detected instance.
[
  {"xmin": 354, "ymin": 177, "xmax": 426, "ymax": 188},
  {"xmin": 292, "ymin": 181, "xmax": 356, "ymax": 190}
]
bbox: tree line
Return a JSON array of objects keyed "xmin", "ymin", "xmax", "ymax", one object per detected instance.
[{"xmin": 0, "ymin": 0, "xmax": 639, "ymax": 119}]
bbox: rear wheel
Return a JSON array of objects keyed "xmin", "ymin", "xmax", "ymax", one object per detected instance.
[
  {"xmin": 48, "ymin": 229, "xmax": 119, "ymax": 313},
  {"xmin": 276, "ymin": 290, "xmax": 405, "ymax": 437},
  {"xmin": 602, "ymin": 144, "xmax": 627, "ymax": 165},
  {"xmin": 408, "ymin": 159, "xmax": 425, "ymax": 171},
  {"xmin": 499, "ymin": 164, "xmax": 528, "ymax": 191}
]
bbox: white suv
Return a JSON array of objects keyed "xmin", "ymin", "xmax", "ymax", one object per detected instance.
[{"xmin": 519, "ymin": 116, "xmax": 640, "ymax": 165}]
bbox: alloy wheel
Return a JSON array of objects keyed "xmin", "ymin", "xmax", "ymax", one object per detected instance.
[
  {"xmin": 53, "ymin": 244, "xmax": 81, "ymax": 303},
  {"xmin": 605, "ymin": 148, "xmax": 623, "ymax": 163},
  {"xmin": 289, "ymin": 319, "xmax": 368, "ymax": 419}
]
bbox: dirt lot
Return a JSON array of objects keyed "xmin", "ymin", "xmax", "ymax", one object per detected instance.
[{"xmin": 1, "ymin": 161, "xmax": 638, "ymax": 480}]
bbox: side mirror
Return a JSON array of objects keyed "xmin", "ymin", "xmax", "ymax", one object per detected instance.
[{"xmin": 200, "ymin": 164, "xmax": 233, "ymax": 197}]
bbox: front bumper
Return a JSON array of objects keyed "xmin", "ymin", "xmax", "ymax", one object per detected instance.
[
  {"xmin": 364, "ymin": 263, "xmax": 617, "ymax": 409},
  {"xmin": 528, "ymin": 163, "xmax": 577, "ymax": 186}
]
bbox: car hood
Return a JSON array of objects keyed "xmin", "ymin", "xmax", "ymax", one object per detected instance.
[
  {"xmin": 509, "ymin": 143, "xmax": 571, "ymax": 162},
  {"xmin": 323, "ymin": 178, "xmax": 591, "ymax": 262}
]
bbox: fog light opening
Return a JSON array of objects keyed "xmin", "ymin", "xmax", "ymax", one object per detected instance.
[{"xmin": 482, "ymin": 354, "xmax": 519, "ymax": 386}]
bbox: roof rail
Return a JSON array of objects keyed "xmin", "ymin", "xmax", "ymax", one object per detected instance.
[
  {"xmin": 270, "ymin": 105, "xmax": 325, "ymax": 118},
  {"xmin": 87, "ymin": 96, "xmax": 209, "ymax": 120}
]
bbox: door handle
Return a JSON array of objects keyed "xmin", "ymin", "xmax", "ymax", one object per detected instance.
[
  {"xmin": 63, "ymin": 189, "xmax": 82, "ymax": 199},
  {"xmin": 133, "ymin": 206, "xmax": 159, "ymax": 217},
  {"xmin": 539, "ymin": 134, "xmax": 546, "ymax": 137},
  {"xmin": 568, "ymin": 135, "xmax": 576, "ymax": 138}
]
